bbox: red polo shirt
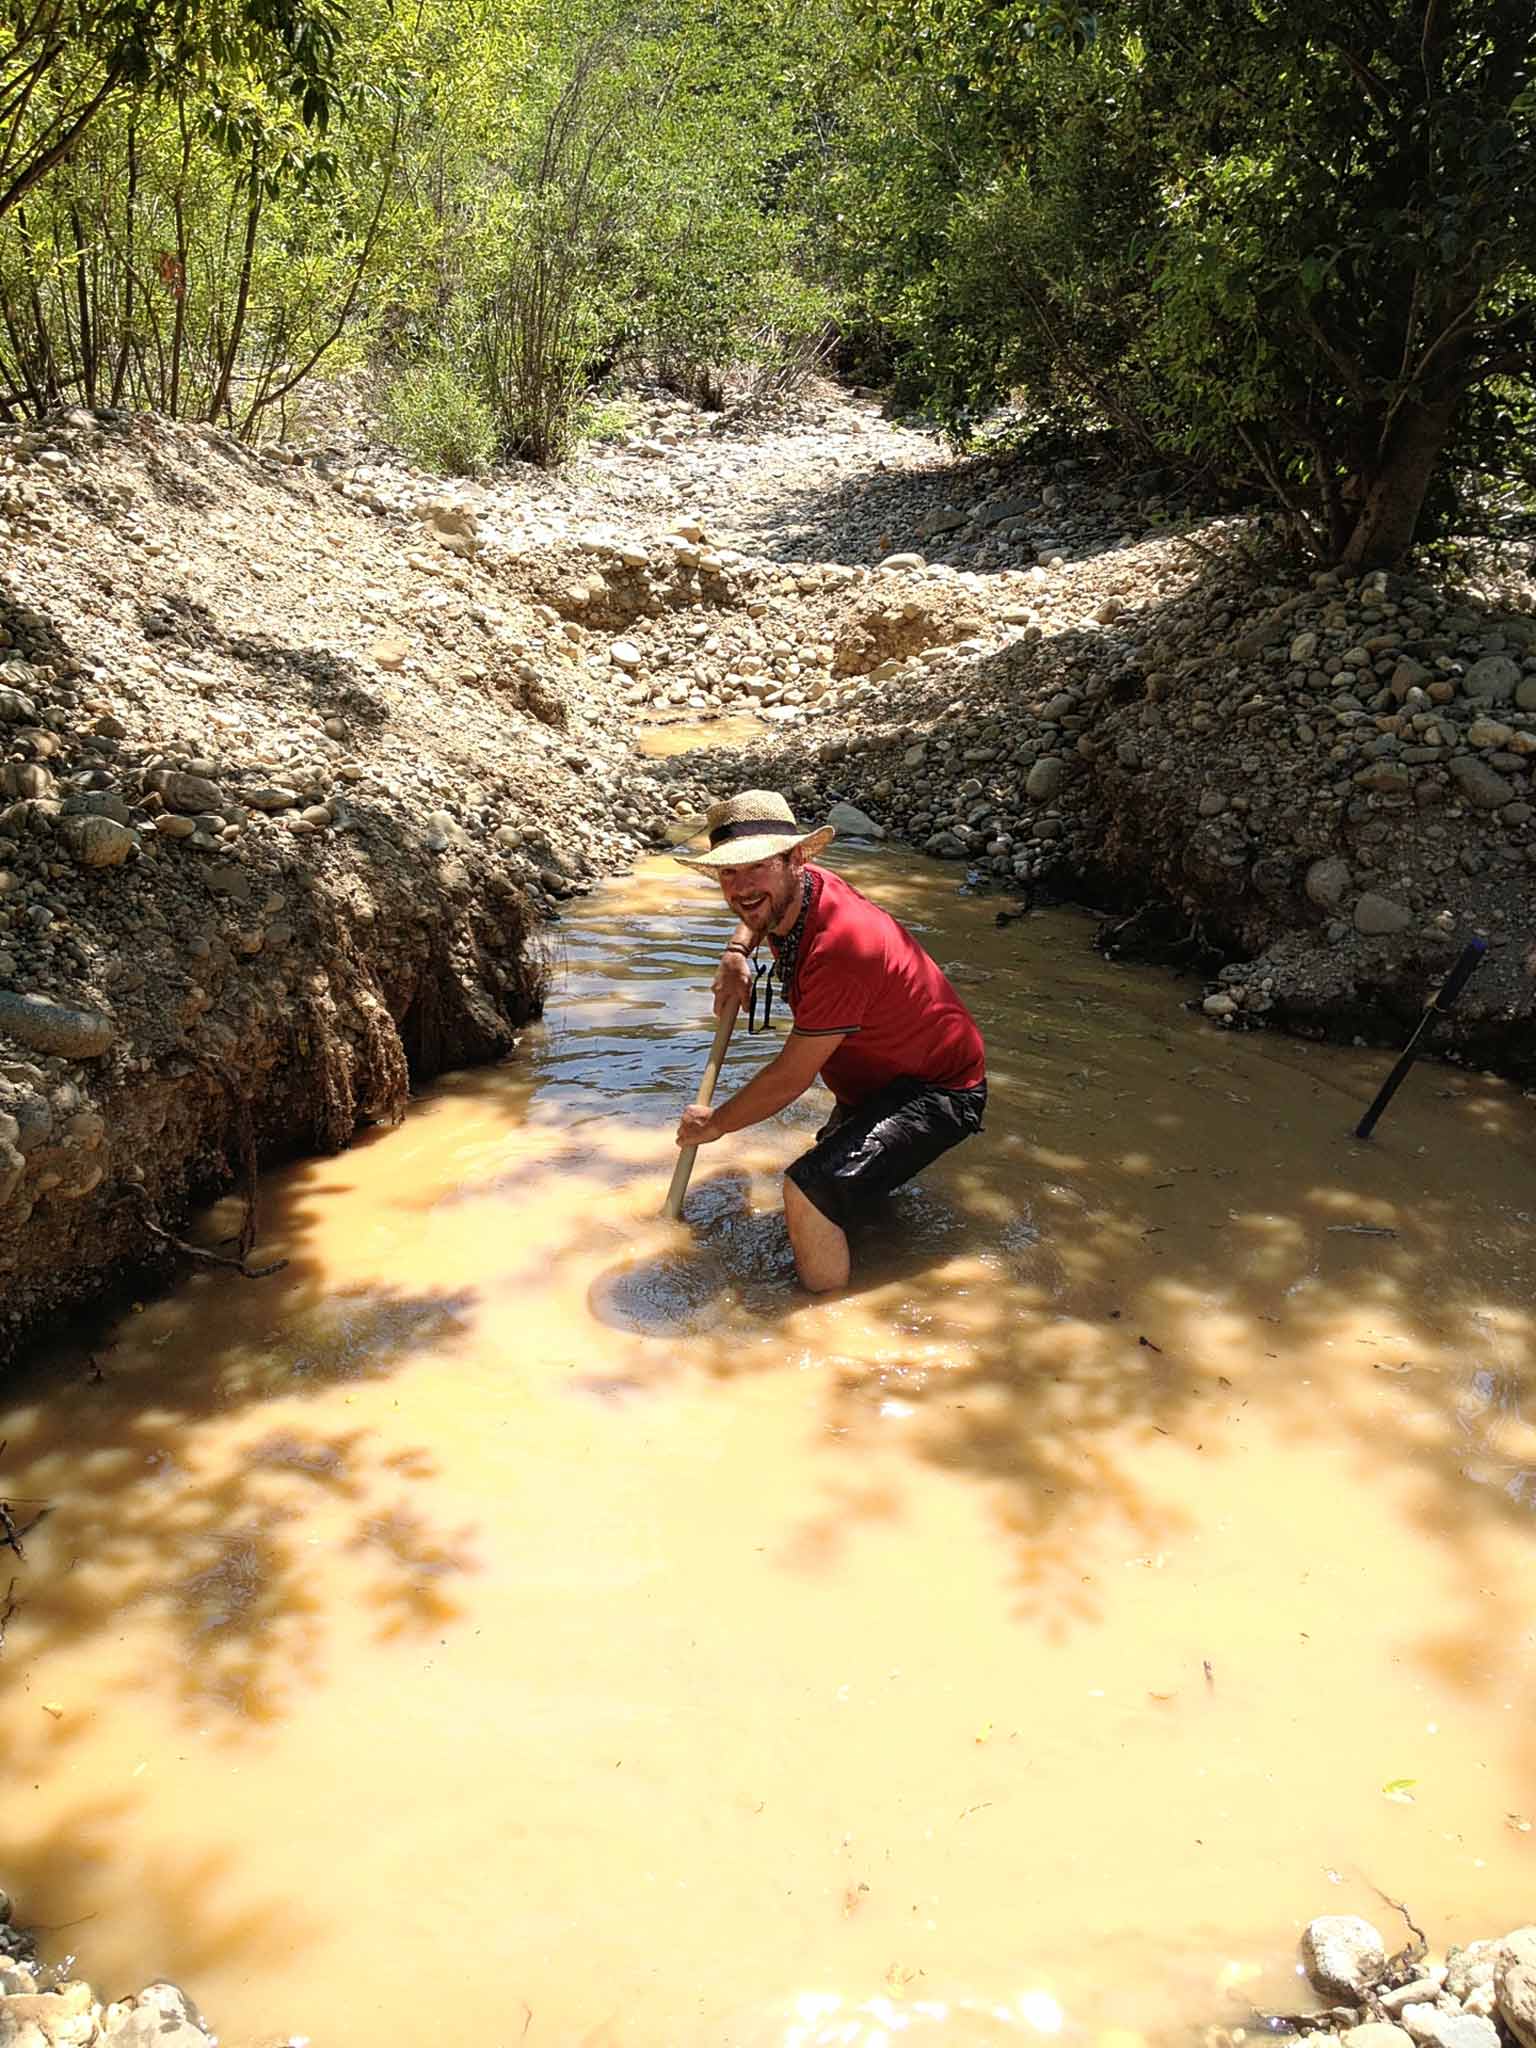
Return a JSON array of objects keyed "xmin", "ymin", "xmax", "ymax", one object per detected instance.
[{"xmin": 773, "ymin": 867, "xmax": 986, "ymax": 1106}]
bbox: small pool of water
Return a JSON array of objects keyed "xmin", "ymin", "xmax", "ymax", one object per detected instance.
[
  {"xmin": 2, "ymin": 849, "xmax": 1534, "ymax": 2048},
  {"xmin": 635, "ymin": 711, "xmax": 768, "ymax": 757}
]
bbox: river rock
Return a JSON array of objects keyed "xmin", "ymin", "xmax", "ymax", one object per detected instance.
[
  {"xmin": 423, "ymin": 810, "xmax": 463, "ymax": 851},
  {"xmin": 1495, "ymin": 1929, "xmax": 1536, "ymax": 2048},
  {"xmin": 241, "ymin": 785, "xmax": 300, "ymax": 811},
  {"xmin": 1462, "ymin": 655, "xmax": 1520, "ymax": 703},
  {"xmin": 1448, "ymin": 757, "xmax": 1516, "ymax": 809},
  {"xmin": 0, "ymin": 990, "xmax": 114, "ymax": 1058},
  {"xmin": 1397, "ymin": 2007, "xmax": 1499, "ymax": 2048},
  {"xmin": 0, "ymin": 1982, "xmax": 94, "ymax": 2047},
  {"xmin": 1306, "ymin": 857, "xmax": 1352, "ymax": 910},
  {"xmin": 0, "ymin": 764, "xmax": 51, "ymax": 800},
  {"xmin": 1302, "ymin": 1915, "xmax": 1388, "ymax": 1998},
  {"xmin": 1026, "ymin": 756, "xmax": 1065, "ymax": 802},
  {"xmin": 1515, "ymin": 676, "xmax": 1536, "ymax": 711},
  {"xmin": 609, "ymin": 641, "xmax": 643, "ymax": 671},
  {"xmin": 1353, "ymin": 891, "xmax": 1412, "ymax": 936},
  {"xmin": 98, "ymin": 1982, "xmax": 211, "ymax": 2048},
  {"xmin": 147, "ymin": 769, "xmax": 223, "ymax": 814},
  {"xmin": 57, "ymin": 814, "xmax": 136, "ymax": 867},
  {"xmin": 1344, "ymin": 2028, "xmax": 1414, "ymax": 2048},
  {"xmin": 0, "ymin": 1131, "xmax": 22, "ymax": 1206},
  {"xmin": 826, "ymin": 801, "xmax": 885, "ymax": 838},
  {"xmin": 0, "ymin": 687, "xmax": 36, "ymax": 723}
]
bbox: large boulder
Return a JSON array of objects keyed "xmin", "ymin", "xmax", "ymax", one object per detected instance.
[{"xmin": 1301, "ymin": 1914, "xmax": 1388, "ymax": 1999}]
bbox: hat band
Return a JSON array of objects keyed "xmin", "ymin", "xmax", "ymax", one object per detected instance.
[{"xmin": 708, "ymin": 817, "xmax": 801, "ymax": 849}]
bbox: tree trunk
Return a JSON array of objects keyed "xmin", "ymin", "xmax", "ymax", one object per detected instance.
[{"xmin": 1338, "ymin": 383, "xmax": 1463, "ymax": 572}]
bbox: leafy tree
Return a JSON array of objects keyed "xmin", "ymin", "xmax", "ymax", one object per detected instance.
[
  {"xmin": 821, "ymin": 0, "xmax": 1536, "ymax": 568},
  {"xmin": 0, "ymin": 0, "xmax": 346, "ymax": 221}
]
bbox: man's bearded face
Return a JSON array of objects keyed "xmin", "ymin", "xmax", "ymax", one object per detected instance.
[{"xmin": 717, "ymin": 851, "xmax": 802, "ymax": 934}]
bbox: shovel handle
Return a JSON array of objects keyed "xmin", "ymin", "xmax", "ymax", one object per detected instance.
[{"xmin": 663, "ymin": 997, "xmax": 740, "ymax": 1219}]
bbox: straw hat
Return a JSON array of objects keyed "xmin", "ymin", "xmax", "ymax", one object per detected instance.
[{"xmin": 673, "ymin": 789, "xmax": 836, "ymax": 868}]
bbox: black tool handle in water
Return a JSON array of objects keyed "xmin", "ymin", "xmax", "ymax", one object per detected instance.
[{"xmin": 1354, "ymin": 937, "xmax": 1487, "ymax": 1141}]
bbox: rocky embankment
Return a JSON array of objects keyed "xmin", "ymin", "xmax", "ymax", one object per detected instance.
[
  {"xmin": 1, "ymin": 1897, "xmax": 233, "ymax": 2048},
  {"xmin": 2, "ymin": 388, "xmax": 1534, "ymax": 1361},
  {"xmin": 1272, "ymin": 1913, "xmax": 1536, "ymax": 2048}
]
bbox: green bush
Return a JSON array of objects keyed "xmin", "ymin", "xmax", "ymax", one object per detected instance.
[{"xmin": 382, "ymin": 358, "xmax": 497, "ymax": 475}]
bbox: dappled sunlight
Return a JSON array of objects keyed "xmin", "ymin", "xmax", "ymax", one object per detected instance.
[{"xmin": 3, "ymin": 847, "xmax": 1534, "ymax": 2045}]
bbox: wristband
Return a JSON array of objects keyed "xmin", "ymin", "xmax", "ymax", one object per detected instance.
[{"xmin": 725, "ymin": 942, "xmax": 754, "ymax": 958}]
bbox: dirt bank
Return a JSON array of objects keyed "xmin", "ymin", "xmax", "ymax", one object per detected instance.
[{"xmin": 2, "ymin": 388, "xmax": 1533, "ymax": 1361}]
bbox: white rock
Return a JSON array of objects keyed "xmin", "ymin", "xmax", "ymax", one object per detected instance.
[
  {"xmin": 1301, "ymin": 1915, "xmax": 1388, "ymax": 1998},
  {"xmin": 1398, "ymin": 2005, "xmax": 1499, "ymax": 2048},
  {"xmin": 608, "ymin": 641, "xmax": 643, "ymax": 671}
]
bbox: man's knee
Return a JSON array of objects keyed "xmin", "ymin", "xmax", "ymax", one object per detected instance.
[{"xmin": 783, "ymin": 1176, "xmax": 849, "ymax": 1291}]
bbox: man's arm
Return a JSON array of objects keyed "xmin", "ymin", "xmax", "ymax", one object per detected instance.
[
  {"xmin": 712, "ymin": 920, "xmax": 758, "ymax": 1018},
  {"xmin": 677, "ymin": 1029, "xmax": 847, "ymax": 1146}
]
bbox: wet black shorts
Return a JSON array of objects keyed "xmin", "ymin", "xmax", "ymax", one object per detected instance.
[{"xmin": 785, "ymin": 1075, "xmax": 987, "ymax": 1233}]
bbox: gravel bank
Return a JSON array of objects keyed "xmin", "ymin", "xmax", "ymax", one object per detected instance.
[{"xmin": 2, "ymin": 387, "xmax": 1533, "ymax": 1363}]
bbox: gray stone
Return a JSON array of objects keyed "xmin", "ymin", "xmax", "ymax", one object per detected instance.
[
  {"xmin": 1354, "ymin": 763, "xmax": 1413, "ymax": 793},
  {"xmin": 1302, "ymin": 1915, "xmax": 1388, "ymax": 1998},
  {"xmin": 918, "ymin": 506, "xmax": 966, "ymax": 537},
  {"xmin": 925, "ymin": 831, "xmax": 968, "ymax": 859},
  {"xmin": 977, "ymin": 494, "xmax": 1035, "ymax": 528},
  {"xmin": 1026, "ymin": 756, "xmax": 1066, "ymax": 802},
  {"xmin": 147, "ymin": 769, "xmax": 223, "ymax": 814},
  {"xmin": 62, "ymin": 791, "xmax": 132, "ymax": 824},
  {"xmin": 241, "ymin": 785, "xmax": 300, "ymax": 811},
  {"xmin": 1515, "ymin": 677, "xmax": 1536, "ymax": 711},
  {"xmin": 1397, "ymin": 2006, "xmax": 1498, "ymax": 2048},
  {"xmin": 1463, "ymin": 655, "xmax": 1521, "ymax": 702},
  {"xmin": 826, "ymin": 801, "xmax": 885, "ymax": 839},
  {"xmin": 0, "ymin": 991, "xmax": 114, "ymax": 1059},
  {"xmin": 0, "ymin": 764, "xmax": 51, "ymax": 800},
  {"xmin": 423, "ymin": 810, "xmax": 463, "ymax": 851},
  {"xmin": 0, "ymin": 687, "xmax": 36, "ymax": 723},
  {"xmin": 98, "ymin": 1982, "xmax": 210, "ymax": 2048},
  {"xmin": 1197, "ymin": 790, "xmax": 1229, "ymax": 816},
  {"xmin": 1448, "ymin": 756, "xmax": 1516, "ymax": 809},
  {"xmin": 1343, "ymin": 2028, "xmax": 1414, "ymax": 2048},
  {"xmin": 56, "ymin": 814, "xmax": 135, "ymax": 867},
  {"xmin": 1353, "ymin": 891, "xmax": 1412, "ymax": 936},
  {"xmin": 1305, "ymin": 857, "xmax": 1352, "ymax": 910}
]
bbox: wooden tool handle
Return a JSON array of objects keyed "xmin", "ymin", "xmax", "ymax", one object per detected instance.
[{"xmin": 662, "ymin": 997, "xmax": 740, "ymax": 1219}]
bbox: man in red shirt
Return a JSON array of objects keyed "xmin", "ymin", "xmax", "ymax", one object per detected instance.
[{"xmin": 674, "ymin": 789, "xmax": 986, "ymax": 1291}]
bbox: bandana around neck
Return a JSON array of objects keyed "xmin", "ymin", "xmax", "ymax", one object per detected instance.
[{"xmin": 750, "ymin": 869, "xmax": 816, "ymax": 1033}]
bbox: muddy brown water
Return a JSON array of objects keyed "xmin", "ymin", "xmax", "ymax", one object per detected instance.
[
  {"xmin": 3, "ymin": 849, "xmax": 1535, "ymax": 2048},
  {"xmin": 635, "ymin": 711, "xmax": 769, "ymax": 758}
]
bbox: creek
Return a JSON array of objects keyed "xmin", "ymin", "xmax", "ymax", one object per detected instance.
[{"xmin": 2, "ymin": 847, "xmax": 1534, "ymax": 2048}]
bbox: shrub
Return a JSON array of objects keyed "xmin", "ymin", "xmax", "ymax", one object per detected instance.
[{"xmin": 382, "ymin": 357, "xmax": 496, "ymax": 474}]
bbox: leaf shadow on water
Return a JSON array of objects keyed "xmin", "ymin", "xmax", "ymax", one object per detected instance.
[
  {"xmin": 2, "ymin": 846, "xmax": 1535, "ymax": 1993},
  {"xmin": 405, "ymin": 850, "xmax": 1536, "ymax": 1831},
  {"xmin": 0, "ymin": 1144, "xmax": 488, "ymax": 1979}
]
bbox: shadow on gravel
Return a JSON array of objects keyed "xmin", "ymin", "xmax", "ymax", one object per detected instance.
[{"xmin": 728, "ymin": 445, "xmax": 1004, "ymax": 566}]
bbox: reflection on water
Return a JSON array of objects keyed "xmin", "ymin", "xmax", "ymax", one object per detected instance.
[{"xmin": 1, "ymin": 849, "xmax": 1534, "ymax": 2048}]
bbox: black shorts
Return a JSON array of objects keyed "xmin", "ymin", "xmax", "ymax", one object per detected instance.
[{"xmin": 785, "ymin": 1075, "xmax": 987, "ymax": 1232}]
